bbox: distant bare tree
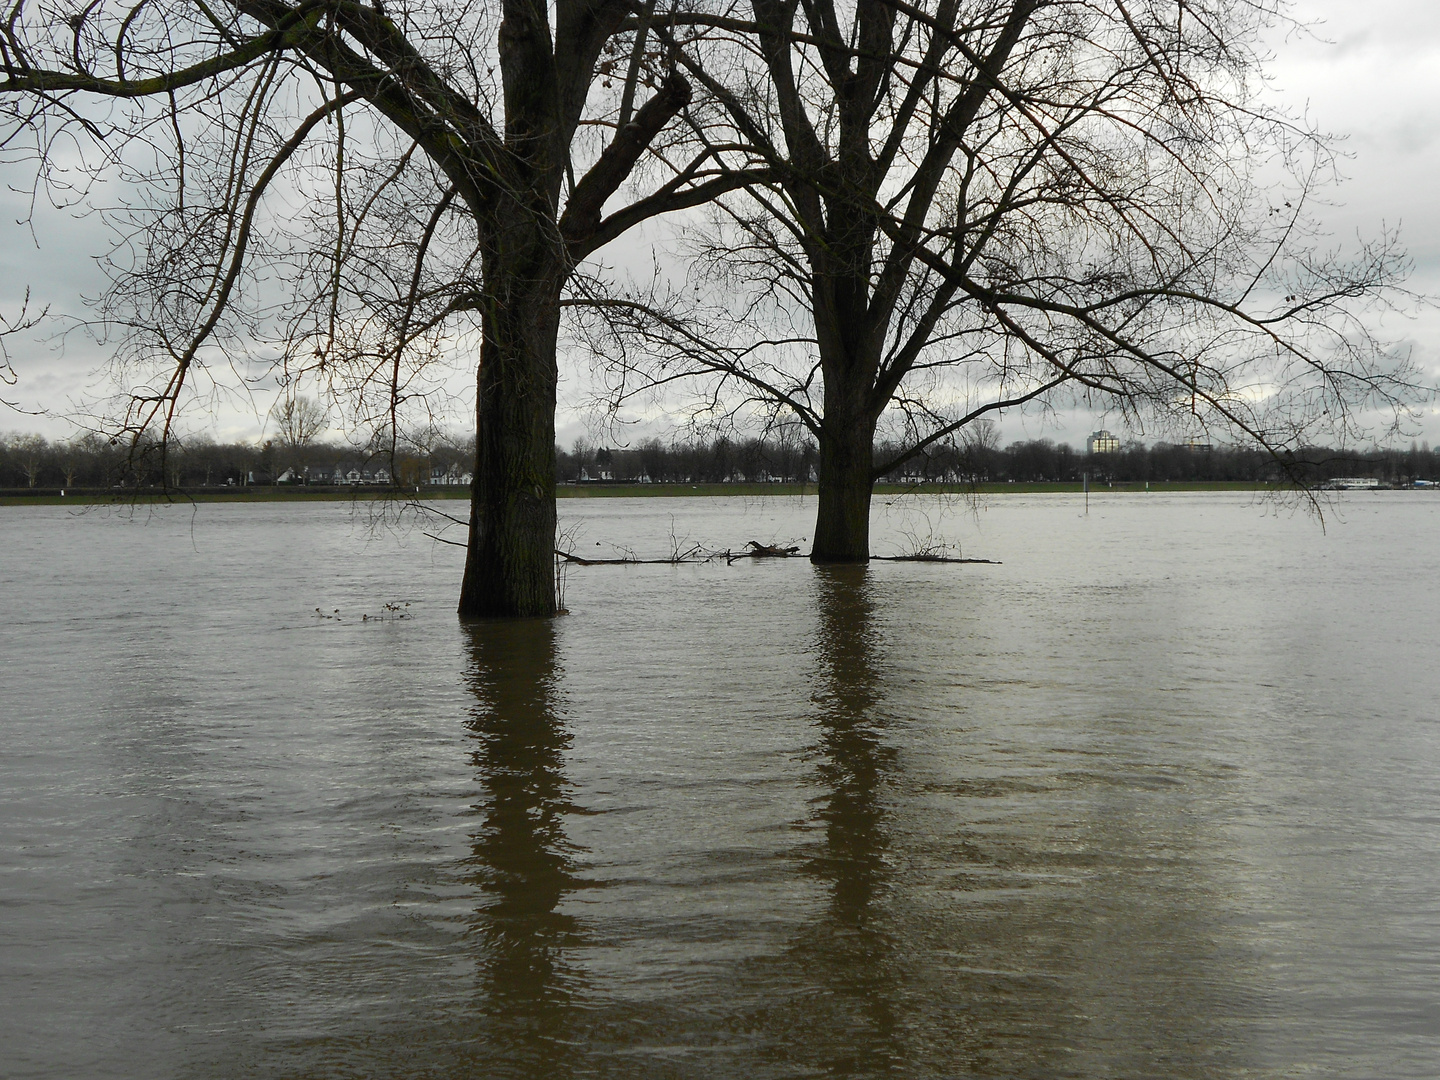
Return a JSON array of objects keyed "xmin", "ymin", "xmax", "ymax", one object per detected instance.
[
  {"xmin": 8, "ymin": 433, "xmax": 48, "ymax": 487},
  {"xmin": 270, "ymin": 395, "xmax": 329, "ymax": 451},
  {"xmin": 56, "ymin": 439, "xmax": 86, "ymax": 489}
]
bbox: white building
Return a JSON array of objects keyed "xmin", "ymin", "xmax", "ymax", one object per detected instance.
[{"xmin": 1086, "ymin": 430, "xmax": 1120, "ymax": 454}]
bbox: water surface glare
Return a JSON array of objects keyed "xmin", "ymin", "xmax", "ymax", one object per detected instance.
[{"xmin": 2, "ymin": 493, "xmax": 1438, "ymax": 1078}]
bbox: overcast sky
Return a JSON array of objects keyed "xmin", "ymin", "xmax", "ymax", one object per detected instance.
[{"xmin": 4, "ymin": 0, "xmax": 1439, "ymax": 449}]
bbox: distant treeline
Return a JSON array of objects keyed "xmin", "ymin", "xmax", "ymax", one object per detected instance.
[
  {"xmin": 0, "ymin": 432, "xmax": 474, "ymax": 490},
  {"xmin": 564, "ymin": 435, "xmax": 1440, "ymax": 486},
  {"xmin": 3, "ymin": 429, "xmax": 1438, "ymax": 490}
]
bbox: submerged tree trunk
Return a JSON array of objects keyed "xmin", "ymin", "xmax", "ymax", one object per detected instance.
[
  {"xmin": 812, "ymin": 401, "xmax": 877, "ymax": 563},
  {"xmin": 810, "ymin": 267, "xmax": 881, "ymax": 563},
  {"xmin": 458, "ymin": 220, "xmax": 564, "ymax": 619}
]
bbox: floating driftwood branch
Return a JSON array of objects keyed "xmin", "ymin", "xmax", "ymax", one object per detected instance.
[
  {"xmin": 553, "ymin": 541, "xmax": 997, "ymax": 566},
  {"xmin": 554, "ymin": 550, "xmax": 638, "ymax": 565},
  {"xmin": 725, "ymin": 541, "xmax": 801, "ymax": 564},
  {"xmin": 554, "ymin": 544, "xmax": 721, "ymax": 566},
  {"xmin": 871, "ymin": 554, "xmax": 1000, "ymax": 564}
]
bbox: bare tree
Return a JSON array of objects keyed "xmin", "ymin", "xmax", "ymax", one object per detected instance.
[
  {"xmin": 7, "ymin": 433, "xmax": 48, "ymax": 487},
  {"xmin": 590, "ymin": 0, "xmax": 1421, "ymax": 559},
  {"xmin": 0, "ymin": 0, "xmax": 762, "ymax": 614},
  {"xmin": 56, "ymin": 438, "xmax": 88, "ymax": 489},
  {"xmin": 270, "ymin": 394, "xmax": 329, "ymax": 450}
]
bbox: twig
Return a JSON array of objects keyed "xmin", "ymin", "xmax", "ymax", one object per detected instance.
[
  {"xmin": 425, "ymin": 531, "xmax": 467, "ymax": 547},
  {"xmin": 411, "ymin": 501, "xmax": 469, "ymax": 526}
]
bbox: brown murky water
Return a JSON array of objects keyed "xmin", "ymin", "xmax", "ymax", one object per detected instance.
[{"xmin": 2, "ymin": 493, "xmax": 1438, "ymax": 1077}]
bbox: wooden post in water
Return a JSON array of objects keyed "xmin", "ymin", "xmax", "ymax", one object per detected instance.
[{"xmin": 1083, "ymin": 471, "xmax": 1089, "ymax": 515}]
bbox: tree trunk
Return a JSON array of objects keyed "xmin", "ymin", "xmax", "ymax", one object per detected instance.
[
  {"xmin": 458, "ymin": 230, "xmax": 563, "ymax": 619},
  {"xmin": 810, "ymin": 266, "xmax": 880, "ymax": 563},
  {"xmin": 811, "ymin": 414, "xmax": 876, "ymax": 563}
]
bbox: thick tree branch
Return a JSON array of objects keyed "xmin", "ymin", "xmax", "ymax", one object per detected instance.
[{"xmin": 560, "ymin": 70, "xmax": 692, "ymax": 245}]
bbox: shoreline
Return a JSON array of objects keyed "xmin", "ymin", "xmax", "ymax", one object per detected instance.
[{"xmin": 2, "ymin": 480, "xmax": 1283, "ymax": 506}]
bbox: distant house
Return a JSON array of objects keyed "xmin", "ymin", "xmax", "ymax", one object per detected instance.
[
  {"xmin": 1086, "ymin": 430, "xmax": 1120, "ymax": 454},
  {"xmin": 279, "ymin": 466, "xmax": 334, "ymax": 484},
  {"xmin": 430, "ymin": 464, "xmax": 472, "ymax": 486},
  {"xmin": 329, "ymin": 462, "xmax": 392, "ymax": 485}
]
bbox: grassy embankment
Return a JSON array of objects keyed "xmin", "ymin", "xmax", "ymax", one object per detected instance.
[{"xmin": 1, "ymin": 480, "xmax": 1274, "ymax": 506}]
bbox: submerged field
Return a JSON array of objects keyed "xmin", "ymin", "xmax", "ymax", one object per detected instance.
[{"xmin": 3, "ymin": 492, "xmax": 1438, "ymax": 1078}]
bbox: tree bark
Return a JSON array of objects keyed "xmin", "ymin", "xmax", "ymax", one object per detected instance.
[
  {"xmin": 458, "ymin": 216, "xmax": 564, "ymax": 619},
  {"xmin": 811, "ymin": 409, "xmax": 876, "ymax": 563},
  {"xmin": 809, "ymin": 251, "xmax": 881, "ymax": 563}
]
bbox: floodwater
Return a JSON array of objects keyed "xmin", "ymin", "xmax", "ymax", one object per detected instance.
[{"xmin": 2, "ymin": 491, "xmax": 1438, "ymax": 1078}]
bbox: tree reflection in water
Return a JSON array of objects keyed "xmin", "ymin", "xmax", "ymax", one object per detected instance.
[
  {"xmin": 462, "ymin": 618, "xmax": 589, "ymax": 1078},
  {"xmin": 771, "ymin": 564, "xmax": 907, "ymax": 1075}
]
